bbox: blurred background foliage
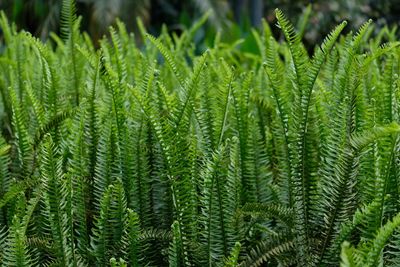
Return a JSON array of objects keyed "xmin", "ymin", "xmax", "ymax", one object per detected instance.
[{"xmin": 0, "ymin": 0, "xmax": 399, "ymax": 49}]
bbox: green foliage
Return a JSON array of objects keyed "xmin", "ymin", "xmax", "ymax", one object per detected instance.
[{"xmin": 1, "ymin": 3, "xmax": 400, "ymax": 266}]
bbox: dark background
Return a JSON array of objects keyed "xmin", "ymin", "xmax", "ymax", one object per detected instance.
[{"xmin": 1, "ymin": 0, "xmax": 399, "ymax": 47}]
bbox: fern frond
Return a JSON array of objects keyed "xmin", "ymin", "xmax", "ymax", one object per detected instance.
[
  {"xmin": 340, "ymin": 242, "xmax": 358, "ymax": 267},
  {"xmin": 239, "ymin": 236, "xmax": 294, "ymax": 267},
  {"xmin": 9, "ymin": 86, "xmax": 31, "ymax": 178},
  {"xmin": 241, "ymin": 203, "xmax": 293, "ymax": 225},
  {"xmin": 146, "ymin": 34, "xmax": 187, "ymax": 88},
  {"xmin": 364, "ymin": 212, "xmax": 400, "ymax": 266},
  {"xmin": 2, "ymin": 215, "xmax": 32, "ymax": 267},
  {"xmin": 60, "ymin": 0, "xmax": 81, "ymax": 105},
  {"xmin": 40, "ymin": 136, "xmax": 74, "ymax": 265},
  {"xmin": 0, "ymin": 137, "xmax": 11, "ymax": 225},
  {"xmin": 33, "ymin": 112, "xmax": 72, "ymax": 151},
  {"xmin": 350, "ymin": 122, "xmax": 400, "ymax": 150},
  {"xmin": 176, "ymin": 11, "xmax": 211, "ymax": 51},
  {"xmin": 90, "ymin": 180, "xmax": 127, "ymax": 266},
  {"xmin": 60, "ymin": 0, "xmax": 77, "ymax": 41},
  {"xmin": 122, "ymin": 209, "xmax": 140, "ymax": 266},
  {"xmin": 169, "ymin": 221, "xmax": 183, "ymax": 267},
  {"xmin": 223, "ymin": 242, "xmax": 241, "ymax": 267},
  {"xmin": 275, "ymin": 8, "xmax": 308, "ymax": 90}
]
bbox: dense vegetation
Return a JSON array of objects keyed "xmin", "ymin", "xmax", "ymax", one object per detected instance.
[{"xmin": 1, "ymin": 0, "xmax": 400, "ymax": 266}]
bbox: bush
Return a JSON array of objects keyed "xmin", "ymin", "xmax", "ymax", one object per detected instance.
[{"xmin": 0, "ymin": 0, "xmax": 400, "ymax": 266}]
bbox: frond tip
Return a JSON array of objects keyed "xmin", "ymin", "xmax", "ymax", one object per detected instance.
[{"xmin": 60, "ymin": 0, "xmax": 77, "ymax": 41}]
